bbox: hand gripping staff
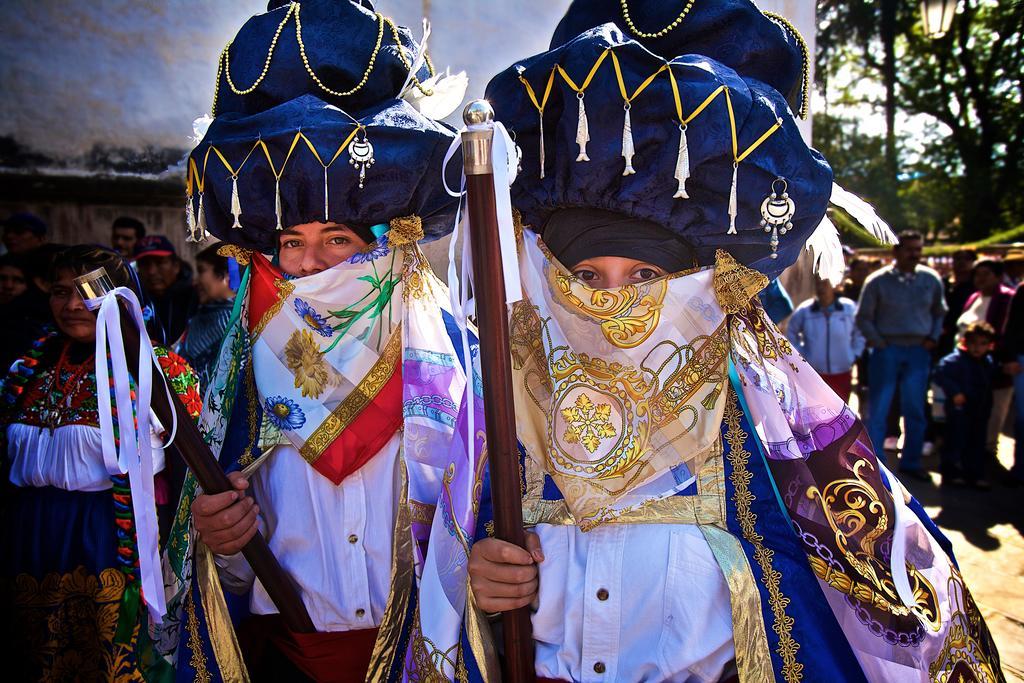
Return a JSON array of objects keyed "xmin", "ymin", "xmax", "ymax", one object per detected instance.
[
  {"xmin": 458, "ymin": 100, "xmax": 536, "ymax": 682},
  {"xmin": 74, "ymin": 268, "xmax": 315, "ymax": 633}
]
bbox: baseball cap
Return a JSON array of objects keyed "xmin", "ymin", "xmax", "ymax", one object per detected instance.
[
  {"xmin": 3, "ymin": 212, "xmax": 47, "ymax": 237},
  {"xmin": 133, "ymin": 235, "xmax": 177, "ymax": 260}
]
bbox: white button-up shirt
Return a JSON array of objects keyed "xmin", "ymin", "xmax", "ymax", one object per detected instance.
[
  {"xmin": 532, "ymin": 522, "xmax": 735, "ymax": 682},
  {"xmin": 215, "ymin": 433, "xmax": 399, "ymax": 632}
]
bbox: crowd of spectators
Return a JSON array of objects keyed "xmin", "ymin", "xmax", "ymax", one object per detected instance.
[
  {"xmin": 786, "ymin": 232, "xmax": 1024, "ymax": 490},
  {"xmin": 0, "ymin": 212, "xmax": 239, "ymax": 536},
  {"xmin": 0, "ymin": 212, "xmax": 235, "ymax": 367}
]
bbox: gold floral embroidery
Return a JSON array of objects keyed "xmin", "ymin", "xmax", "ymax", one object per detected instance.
[
  {"xmin": 185, "ymin": 587, "xmax": 212, "ymax": 683},
  {"xmin": 928, "ymin": 569, "xmax": 1000, "ymax": 683},
  {"xmin": 553, "ymin": 270, "xmax": 667, "ymax": 349},
  {"xmin": 216, "ymin": 244, "xmax": 253, "ymax": 266},
  {"xmin": 11, "ymin": 566, "xmax": 146, "ymax": 682},
  {"xmin": 404, "ymin": 603, "xmax": 468, "ymax": 682},
  {"xmin": 807, "ymin": 459, "xmax": 940, "ymax": 629},
  {"xmin": 724, "ymin": 393, "xmax": 803, "ymax": 682},
  {"xmin": 561, "ymin": 393, "xmax": 617, "ymax": 452},
  {"xmin": 713, "ymin": 249, "xmax": 768, "ymax": 314},
  {"xmin": 284, "ymin": 328, "xmax": 332, "ymax": 399}
]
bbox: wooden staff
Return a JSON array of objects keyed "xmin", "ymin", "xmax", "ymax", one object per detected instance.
[
  {"xmin": 461, "ymin": 100, "xmax": 536, "ymax": 682},
  {"xmin": 75, "ymin": 269, "xmax": 315, "ymax": 633}
]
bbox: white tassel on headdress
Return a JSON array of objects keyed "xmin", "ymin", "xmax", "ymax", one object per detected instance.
[
  {"xmin": 323, "ymin": 167, "xmax": 330, "ymax": 222},
  {"xmin": 621, "ymin": 105, "xmax": 636, "ymax": 176},
  {"xmin": 806, "ymin": 215, "xmax": 845, "ymax": 286},
  {"xmin": 538, "ymin": 112, "xmax": 546, "ymax": 179},
  {"xmin": 829, "ymin": 182, "xmax": 898, "ymax": 244},
  {"xmin": 727, "ymin": 163, "xmax": 738, "ymax": 235},
  {"xmin": 673, "ymin": 124, "xmax": 690, "ymax": 199},
  {"xmin": 230, "ymin": 177, "xmax": 242, "ymax": 229},
  {"xmin": 185, "ymin": 194, "xmax": 197, "ymax": 242},
  {"xmin": 196, "ymin": 193, "xmax": 208, "ymax": 241},
  {"xmin": 274, "ymin": 179, "xmax": 283, "ymax": 231},
  {"xmin": 575, "ymin": 94, "xmax": 590, "ymax": 162}
]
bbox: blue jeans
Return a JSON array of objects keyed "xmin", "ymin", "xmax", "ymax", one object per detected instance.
[
  {"xmin": 867, "ymin": 344, "xmax": 931, "ymax": 471},
  {"xmin": 1013, "ymin": 355, "xmax": 1024, "ymax": 481}
]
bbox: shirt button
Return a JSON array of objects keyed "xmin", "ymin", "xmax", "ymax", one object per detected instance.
[
  {"xmin": 355, "ymin": 608, "xmax": 365, "ymax": 618},
  {"xmin": 596, "ymin": 588, "xmax": 609, "ymax": 601},
  {"xmin": 593, "ymin": 661, "xmax": 606, "ymax": 674},
  {"xmin": 348, "ymin": 534, "xmax": 358, "ymax": 544}
]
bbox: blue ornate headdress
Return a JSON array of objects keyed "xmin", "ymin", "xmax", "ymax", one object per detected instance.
[
  {"xmin": 485, "ymin": 19, "xmax": 830, "ymax": 278},
  {"xmin": 186, "ymin": 0, "xmax": 464, "ymax": 253},
  {"xmin": 550, "ymin": 0, "xmax": 810, "ymax": 118}
]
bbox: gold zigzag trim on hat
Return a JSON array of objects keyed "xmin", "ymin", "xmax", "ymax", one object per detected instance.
[
  {"xmin": 518, "ymin": 46, "xmax": 786, "ymax": 235},
  {"xmin": 614, "ymin": 1, "xmax": 810, "ymax": 120}
]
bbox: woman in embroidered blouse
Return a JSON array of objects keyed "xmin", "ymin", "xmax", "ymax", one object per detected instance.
[{"xmin": 0, "ymin": 245, "xmax": 201, "ymax": 681}]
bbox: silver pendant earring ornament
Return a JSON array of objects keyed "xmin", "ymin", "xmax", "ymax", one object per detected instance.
[
  {"xmin": 348, "ymin": 128, "xmax": 376, "ymax": 190},
  {"xmin": 760, "ymin": 177, "xmax": 795, "ymax": 259}
]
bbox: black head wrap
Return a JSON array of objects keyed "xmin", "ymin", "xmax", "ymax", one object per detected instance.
[{"xmin": 542, "ymin": 208, "xmax": 695, "ymax": 273}]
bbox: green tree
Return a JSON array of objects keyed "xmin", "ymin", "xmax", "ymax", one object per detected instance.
[{"xmin": 816, "ymin": 0, "xmax": 1024, "ymax": 241}]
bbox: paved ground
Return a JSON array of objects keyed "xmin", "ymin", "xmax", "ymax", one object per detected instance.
[{"xmin": 900, "ymin": 433, "xmax": 1024, "ymax": 681}]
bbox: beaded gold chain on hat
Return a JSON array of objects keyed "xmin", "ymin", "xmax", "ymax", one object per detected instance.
[
  {"xmin": 211, "ymin": 2, "xmax": 436, "ymax": 115},
  {"xmin": 619, "ymin": 0, "xmax": 696, "ymax": 39}
]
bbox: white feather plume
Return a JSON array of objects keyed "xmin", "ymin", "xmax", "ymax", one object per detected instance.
[
  {"xmin": 805, "ymin": 215, "xmax": 846, "ymax": 286},
  {"xmin": 829, "ymin": 182, "xmax": 898, "ymax": 245},
  {"xmin": 399, "ymin": 18, "xmax": 432, "ymax": 97},
  {"xmin": 190, "ymin": 115, "xmax": 213, "ymax": 145},
  {"xmin": 398, "ymin": 19, "xmax": 469, "ymax": 121},
  {"xmin": 403, "ymin": 70, "xmax": 469, "ymax": 120}
]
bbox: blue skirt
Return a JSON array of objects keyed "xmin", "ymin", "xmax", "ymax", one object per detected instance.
[{"xmin": 2, "ymin": 484, "xmax": 167, "ymax": 681}]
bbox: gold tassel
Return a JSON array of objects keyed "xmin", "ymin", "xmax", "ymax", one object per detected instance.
[
  {"xmin": 230, "ymin": 176, "xmax": 242, "ymax": 229},
  {"xmin": 538, "ymin": 111, "xmax": 546, "ymax": 180},
  {"xmin": 673, "ymin": 124, "xmax": 690, "ymax": 199},
  {"xmin": 727, "ymin": 163, "xmax": 738, "ymax": 235},
  {"xmin": 275, "ymin": 178, "xmax": 283, "ymax": 231},
  {"xmin": 323, "ymin": 166, "xmax": 330, "ymax": 222},
  {"xmin": 388, "ymin": 215, "xmax": 424, "ymax": 247},
  {"xmin": 575, "ymin": 93, "xmax": 590, "ymax": 162},
  {"xmin": 621, "ymin": 105, "xmax": 636, "ymax": 176},
  {"xmin": 701, "ymin": 385, "xmax": 721, "ymax": 410}
]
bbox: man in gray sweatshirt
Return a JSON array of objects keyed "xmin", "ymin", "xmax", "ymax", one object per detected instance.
[{"xmin": 856, "ymin": 231, "xmax": 947, "ymax": 479}]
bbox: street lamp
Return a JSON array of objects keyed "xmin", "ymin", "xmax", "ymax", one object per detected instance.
[{"xmin": 920, "ymin": 0, "xmax": 957, "ymax": 38}]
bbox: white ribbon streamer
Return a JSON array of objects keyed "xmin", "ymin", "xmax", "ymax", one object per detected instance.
[
  {"xmin": 878, "ymin": 461, "xmax": 923, "ymax": 619},
  {"xmin": 91, "ymin": 287, "xmax": 177, "ymax": 623},
  {"xmin": 441, "ymin": 115, "xmax": 522, "ymax": 501}
]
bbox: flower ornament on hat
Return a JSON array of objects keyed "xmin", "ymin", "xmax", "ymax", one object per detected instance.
[
  {"xmin": 186, "ymin": 0, "xmax": 467, "ymax": 253},
  {"xmin": 486, "ymin": 23, "xmax": 831, "ymax": 279}
]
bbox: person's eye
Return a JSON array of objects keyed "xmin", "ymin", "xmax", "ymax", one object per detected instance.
[
  {"xmin": 281, "ymin": 239, "xmax": 302, "ymax": 249},
  {"xmin": 573, "ymin": 269, "xmax": 598, "ymax": 282},
  {"xmin": 633, "ymin": 267, "xmax": 661, "ymax": 281},
  {"xmin": 328, "ymin": 236, "xmax": 351, "ymax": 246}
]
